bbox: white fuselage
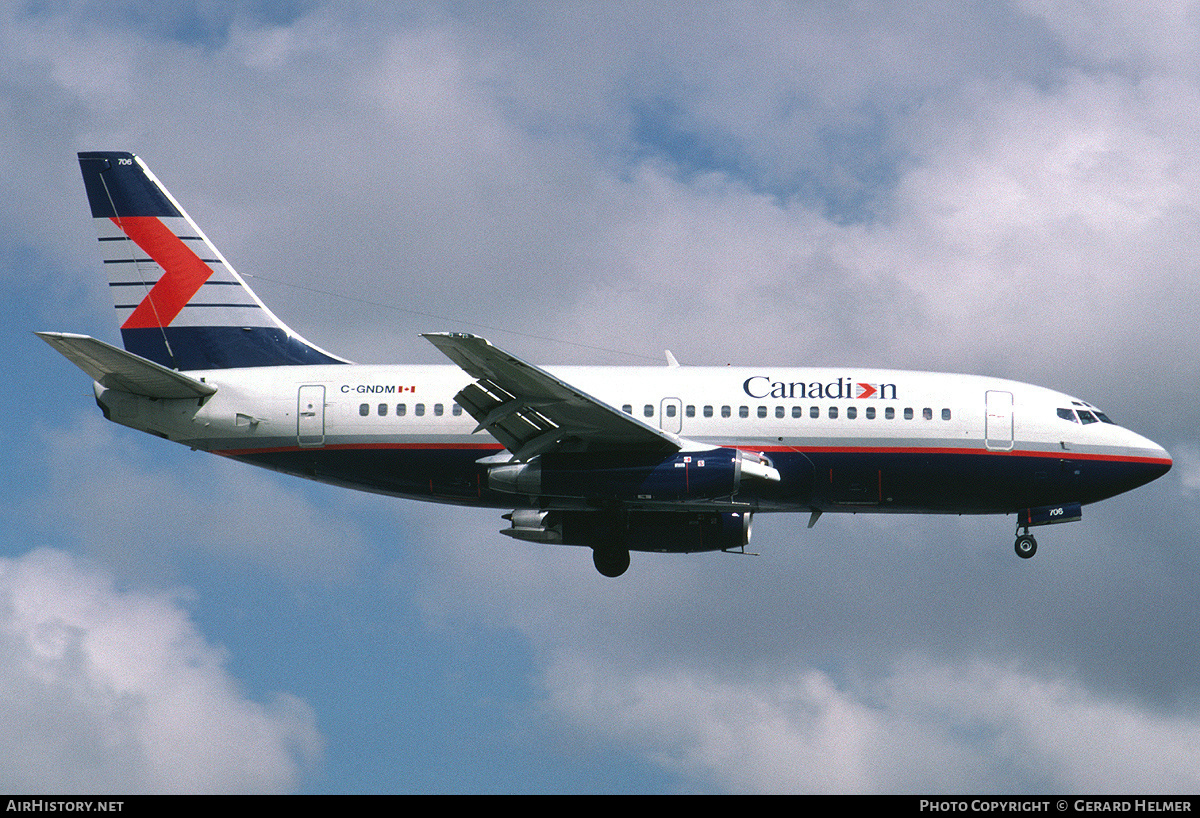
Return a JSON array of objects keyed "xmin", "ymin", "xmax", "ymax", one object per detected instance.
[{"xmin": 95, "ymin": 361, "xmax": 1171, "ymax": 516}]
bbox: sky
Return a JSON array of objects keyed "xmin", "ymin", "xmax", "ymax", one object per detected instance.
[{"xmin": 2, "ymin": 0, "xmax": 1199, "ymax": 794}]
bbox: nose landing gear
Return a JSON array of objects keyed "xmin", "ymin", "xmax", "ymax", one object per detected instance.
[{"xmin": 1012, "ymin": 503, "xmax": 1081, "ymax": 559}]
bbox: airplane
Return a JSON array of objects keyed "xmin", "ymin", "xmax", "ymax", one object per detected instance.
[{"xmin": 39, "ymin": 151, "xmax": 1173, "ymax": 577}]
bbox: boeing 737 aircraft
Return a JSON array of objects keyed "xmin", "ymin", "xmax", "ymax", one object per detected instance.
[{"xmin": 40, "ymin": 152, "xmax": 1172, "ymax": 576}]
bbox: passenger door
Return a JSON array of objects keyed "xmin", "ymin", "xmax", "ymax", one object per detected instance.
[
  {"xmin": 297, "ymin": 385, "xmax": 326, "ymax": 447},
  {"xmin": 985, "ymin": 390, "xmax": 1014, "ymax": 451}
]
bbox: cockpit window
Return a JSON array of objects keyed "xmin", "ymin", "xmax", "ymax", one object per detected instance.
[{"xmin": 1058, "ymin": 406, "xmax": 1116, "ymax": 425}]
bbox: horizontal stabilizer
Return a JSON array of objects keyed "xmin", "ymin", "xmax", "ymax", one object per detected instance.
[{"xmin": 37, "ymin": 332, "xmax": 216, "ymax": 399}]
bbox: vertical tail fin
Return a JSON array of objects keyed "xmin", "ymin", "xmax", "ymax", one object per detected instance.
[{"xmin": 77, "ymin": 151, "xmax": 348, "ymax": 370}]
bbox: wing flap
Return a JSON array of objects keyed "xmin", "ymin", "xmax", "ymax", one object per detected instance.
[
  {"xmin": 37, "ymin": 332, "xmax": 217, "ymax": 399},
  {"xmin": 423, "ymin": 333, "xmax": 679, "ymax": 459}
]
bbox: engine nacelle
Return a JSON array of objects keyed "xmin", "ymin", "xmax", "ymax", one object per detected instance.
[
  {"xmin": 501, "ymin": 509, "xmax": 753, "ymax": 553},
  {"xmin": 488, "ymin": 448, "xmax": 778, "ymax": 501}
]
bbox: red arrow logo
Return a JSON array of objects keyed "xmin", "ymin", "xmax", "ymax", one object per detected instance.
[
  {"xmin": 857, "ymin": 383, "xmax": 878, "ymax": 399},
  {"xmin": 114, "ymin": 216, "xmax": 214, "ymax": 330}
]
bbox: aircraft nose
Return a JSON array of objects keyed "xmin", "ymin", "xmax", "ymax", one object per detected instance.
[
  {"xmin": 1152, "ymin": 442, "xmax": 1172, "ymax": 477},
  {"xmin": 1098, "ymin": 427, "xmax": 1173, "ymax": 499},
  {"xmin": 1134, "ymin": 433, "xmax": 1172, "ymax": 482}
]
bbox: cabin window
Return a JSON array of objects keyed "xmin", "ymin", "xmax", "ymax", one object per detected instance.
[
  {"xmin": 644, "ymin": 405, "xmax": 653, "ymax": 418},
  {"xmin": 829, "ymin": 406, "xmax": 838, "ymax": 419},
  {"xmin": 622, "ymin": 404, "xmax": 632, "ymax": 414},
  {"xmin": 904, "ymin": 408, "xmax": 914, "ymax": 420},
  {"xmin": 378, "ymin": 403, "xmax": 388, "ymax": 416},
  {"xmin": 415, "ymin": 404, "xmax": 425, "ymax": 416},
  {"xmin": 942, "ymin": 408, "xmax": 952, "ymax": 421},
  {"xmin": 739, "ymin": 406, "xmax": 749, "ymax": 418},
  {"xmin": 866, "ymin": 407, "xmax": 875, "ymax": 419},
  {"xmin": 775, "ymin": 406, "xmax": 785, "ymax": 418},
  {"xmin": 757, "ymin": 406, "xmax": 767, "ymax": 418},
  {"xmin": 397, "ymin": 404, "xmax": 407, "ymax": 416},
  {"xmin": 359, "ymin": 403, "xmax": 370, "ymax": 417},
  {"xmin": 810, "ymin": 406, "xmax": 820, "ymax": 419},
  {"xmin": 847, "ymin": 406, "xmax": 857, "ymax": 420},
  {"xmin": 453, "ymin": 404, "xmax": 463, "ymax": 416},
  {"xmin": 923, "ymin": 407, "xmax": 933, "ymax": 420},
  {"xmin": 434, "ymin": 404, "xmax": 444, "ymax": 416},
  {"xmin": 885, "ymin": 407, "xmax": 895, "ymax": 420},
  {"xmin": 721, "ymin": 406, "xmax": 731, "ymax": 418},
  {"xmin": 792, "ymin": 406, "xmax": 803, "ymax": 419},
  {"xmin": 686, "ymin": 405, "xmax": 695, "ymax": 418},
  {"xmin": 704, "ymin": 405, "xmax": 714, "ymax": 418},
  {"xmin": 666, "ymin": 404, "xmax": 677, "ymax": 418}
]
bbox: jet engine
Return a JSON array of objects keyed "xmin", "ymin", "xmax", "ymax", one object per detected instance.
[{"xmin": 501, "ymin": 508, "xmax": 754, "ymax": 577}]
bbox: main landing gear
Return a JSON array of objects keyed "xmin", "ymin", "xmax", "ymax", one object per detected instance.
[{"xmin": 592, "ymin": 545, "xmax": 631, "ymax": 578}]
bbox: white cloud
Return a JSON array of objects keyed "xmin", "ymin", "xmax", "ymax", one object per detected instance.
[
  {"xmin": 541, "ymin": 655, "xmax": 1200, "ymax": 793},
  {"xmin": 894, "ymin": 659, "xmax": 1200, "ymax": 793},
  {"xmin": 0, "ymin": 548, "xmax": 321, "ymax": 793},
  {"xmin": 531, "ymin": 60, "xmax": 1200, "ymax": 390}
]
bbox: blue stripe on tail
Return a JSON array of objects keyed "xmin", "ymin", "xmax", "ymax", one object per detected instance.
[{"xmin": 121, "ymin": 326, "xmax": 347, "ymax": 370}]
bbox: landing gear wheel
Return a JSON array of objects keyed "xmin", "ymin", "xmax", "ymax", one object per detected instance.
[
  {"xmin": 1014, "ymin": 534, "xmax": 1038, "ymax": 559},
  {"xmin": 593, "ymin": 547, "xmax": 630, "ymax": 578}
]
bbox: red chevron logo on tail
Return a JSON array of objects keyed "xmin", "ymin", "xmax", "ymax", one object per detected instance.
[{"xmin": 114, "ymin": 216, "xmax": 214, "ymax": 329}]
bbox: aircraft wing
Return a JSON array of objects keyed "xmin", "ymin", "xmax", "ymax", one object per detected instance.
[
  {"xmin": 37, "ymin": 332, "xmax": 217, "ymax": 399},
  {"xmin": 422, "ymin": 333, "xmax": 681, "ymax": 460}
]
